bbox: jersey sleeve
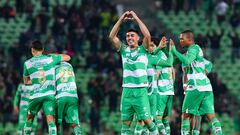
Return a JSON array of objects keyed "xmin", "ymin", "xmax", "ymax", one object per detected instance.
[
  {"xmin": 149, "ymin": 51, "xmax": 173, "ymax": 67},
  {"xmin": 140, "ymin": 44, "xmax": 148, "ymax": 53},
  {"xmin": 204, "ymin": 59, "xmax": 213, "ymax": 73},
  {"xmin": 118, "ymin": 43, "xmax": 126, "ymax": 54},
  {"xmin": 156, "ymin": 52, "xmax": 173, "ymax": 67},
  {"xmin": 172, "ymin": 45, "xmax": 199, "ymax": 65},
  {"xmin": 51, "ymin": 55, "xmax": 62, "ymax": 65},
  {"xmin": 23, "ymin": 63, "xmax": 29, "ymax": 77}
]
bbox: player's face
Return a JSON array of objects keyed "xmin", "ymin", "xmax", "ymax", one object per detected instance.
[
  {"xmin": 179, "ymin": 34, "xmax": 189, "ymax": 47},
  {"xmin": 149, "ymin": 41, "xmax": 157, "ymax": 52},
  {"xmin": 126, "ymin": 32, "xmax": 139, "ymax": 48}
]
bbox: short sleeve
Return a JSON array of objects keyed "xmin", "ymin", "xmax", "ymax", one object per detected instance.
[
  {"xmin": 118, "ymin": 43, "xmax": 126, "ymax": 54},
  {"xmin": 139, "ymin": 44, "xmax": 148, "ymax": 53},
  {"xmin": 51, "ymin": 55, "xmax": 62, "ymax": 65}
]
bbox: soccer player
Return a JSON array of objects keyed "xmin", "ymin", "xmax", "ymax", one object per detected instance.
[
  {"xmin": 23, "ymin": 40, "xmax": 71, "ymax": 135},
  {"xmin": 14, "ymin": 82, "xmax": 37, "ymax": 135},
  {"xmin": 135, "ymin": 37, "xmax": 173, "ymax": 135},
  {"xmin": 152, "ymin": 39, "xmax": 175, "ymax": 135},
  {"xmin": 171, "ymin": 30, "xmax": 222, "ymax": 135},
  {"xmin": 109, "ymin": 11, "xmax": 159, "ymax": 135},
  {"xmin": 182, "ymin": 58, "xmax": 213, "ymax": 135},
  {"xmin": 55, "ymin": 61, "xmax": 81, "ymax": 135}
]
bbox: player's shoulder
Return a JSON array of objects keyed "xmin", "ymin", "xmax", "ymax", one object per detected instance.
[{"xmin": 191, "ymin": 44, "xmax": 201, "ymax": 50}]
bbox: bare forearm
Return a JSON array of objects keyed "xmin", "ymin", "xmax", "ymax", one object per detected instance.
[
  {"xmin": 135, "ymin": 17, "xmax": 150, "ymax": 37},
  {"xmin": 109, "ymin": 20, "xmax": 122, "ymax": 39}
]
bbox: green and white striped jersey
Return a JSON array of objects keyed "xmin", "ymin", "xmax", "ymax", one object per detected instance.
[
  {"xmin": 119, "ymin": 44, "xmax": 148, "ymax": 88},
  {"xmin": 147, "ymin": 54, "xmax": 158, "ymax": 95},
  {"xmin": 181, "ymin": 44, "xmax": 213, "ymax": 92},
  {"xmin": 55, "ymin": 62, "xmax": 78, "ymax": 99},
  {"xmin": 13, "ymin": 83, "xmax": 34, "ymax": 106},
  {"xmin": 23, "ymin": 54, "xmax": 62, "ymax": 99},
  {"xmin": 156, "ymin": 51, "xmax": 174, "ymax": 95}
]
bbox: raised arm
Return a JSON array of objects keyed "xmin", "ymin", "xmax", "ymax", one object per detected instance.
[
  {"xmin": 171, "ymin": 41, "xmax": 198, "ymax": 65},
  {"xmin": 150, "ymin": 38, "xmax": 173, "ymax": 67},
  {"xmin": 152, "ymin": 36, "xmax": 167, "ymax": 54},
  {"xmin": 130, "ymin": 11, "xmax": 151, "ymax": 50},
  {"xmin": 60, "ymin": 54, "xmax": 71, "ymax": 61},
  {"xmin": 109, "ymin": 11, "xmax": 129, "ymax": 51}
]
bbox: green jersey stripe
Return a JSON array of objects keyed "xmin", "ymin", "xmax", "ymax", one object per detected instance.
[
  {"xmin": 30, "ymin": 90, "xmax": 55, "ymax": 99},
  {"xmin": 123, "ymin": 76, "xmax": 148, "ymax": 84}
]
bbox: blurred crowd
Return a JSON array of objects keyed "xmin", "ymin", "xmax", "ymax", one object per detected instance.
[{"xmin": 0, "ymin": 0, "xmax": 239, "ymax": 134}]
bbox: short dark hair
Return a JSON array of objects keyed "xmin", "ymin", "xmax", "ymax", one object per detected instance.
[
  {"xmin": 127, "ymin": 29, "xmax": 139, "ymax": 35},
  {"xmin": 151, "ymin": 37, "xmax": 160, "ymax": 45},
  {"xmin": 30, "ymin": 40, "xmax": 44, "ymax": 51},
  {"xmin": 181, "ymin": 30, "xmax": 194, "ymax": 40}
]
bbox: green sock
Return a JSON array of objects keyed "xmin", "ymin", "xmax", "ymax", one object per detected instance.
[
  {"xmin": 181, "ymin": 120, "xmax": 190, "ymax": 135},
  {"xmin": 24, "ymin": 121, "xmax": 33, "ymax": 135},
  {"xmin": 192, "ymin": 130, "xmax": 200, "ymax": 135},
  {"xmin": 192, "ymin": 116, "xmax": 201, "ymax": 135},
  {"xmin": 163, "ymin": 118, "xmax": 170, "ymax": 135},
  {"xmin": 48, "ymin": 122, "xmax": 57, "ymax": 135},
  {"xmin": 121, "ymin": 123, "xmax": 131, "ymax": 135},
  {"xmin": 73, "ymin": 125, "xmax": 82, "ymax": 135},
  {"xmin": 134, "ymin": 123, "xmax": 144, "ymax": 135},
  {"xmin": 156, "ymin": 118, "xmax": 166, "ymax": 135},
  {"xmin": 147, "ymin": 121, "xmax": 158, "ymax": 135},
  {"xmin": 211, "ymin": 118, "xmax": 222, "ymax": 135}
]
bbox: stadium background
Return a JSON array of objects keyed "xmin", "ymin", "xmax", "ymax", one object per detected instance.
[{"xmin": 0, "ymin": 0, "xmax": 239, "ymax": 134}]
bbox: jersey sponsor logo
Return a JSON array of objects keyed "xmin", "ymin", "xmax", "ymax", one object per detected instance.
[{"xmin": 38, "ymin": 68, "xmax": 46, "ymax": 84}]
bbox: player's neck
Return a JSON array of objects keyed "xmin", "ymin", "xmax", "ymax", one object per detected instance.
[
  {"xmin": 33, "ymin": 52, "xmax": 43, "ymax": 56},
  {"xmin": 129, "ymin": 44, "xmax": 138, "ymax": 50},
  {"xmin": 187, "ymin": 42, "xmax": 195, "ymax": 47}
]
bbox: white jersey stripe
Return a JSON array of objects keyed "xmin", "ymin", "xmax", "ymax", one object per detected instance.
[{"xmin": 123, "ymin": 69, "xmax": 147, "ymax": 78}]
